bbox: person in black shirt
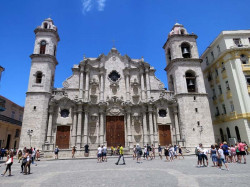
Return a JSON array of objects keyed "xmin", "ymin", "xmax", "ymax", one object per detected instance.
[{"xmin": 84, "ymin": 144, "xmax": 89, "ymax": 157}]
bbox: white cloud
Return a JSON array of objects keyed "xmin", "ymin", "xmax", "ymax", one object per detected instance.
[
  {"xmin": 81, "ymin": 0, "xmax": 93, "ymax": 14},
  {"xmin": 81, "ymin": 0, "xmax": 106, "ymax": 14},
  {"xmin": 97, "ymin": 0, "xmax": 106, "ymax": 11}
]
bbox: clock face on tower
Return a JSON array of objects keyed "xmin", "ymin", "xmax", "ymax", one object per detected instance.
[{"xmin": 108, "ymin": 71, "xmax": 120, "ymax": 82}]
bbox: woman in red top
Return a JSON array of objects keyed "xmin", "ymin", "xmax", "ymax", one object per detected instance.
[{"xmin": 1, "ymin": 151, "xmax": 14, "ymax": 177}]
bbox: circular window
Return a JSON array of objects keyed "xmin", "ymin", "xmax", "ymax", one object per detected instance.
[
  {"xmin": 159, "ymin": 109, "xmax": 167, "ymax": 117},
  {"xmin": 60, "ymin": 109, "xmax": 69, "ymax": 118},
  {"xmin": 108, "ymin": 71, "xmax": 120, "ymax": 82}
]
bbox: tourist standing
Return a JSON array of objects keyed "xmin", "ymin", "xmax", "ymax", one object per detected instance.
[
  {"xmin": 97, "ymin": 145, "xmax": 102, "ymax": 163},
  {"xmin": 1, "ymin": 148, "xmax": 5, "ymax": 160},
  {"xmin": 151, "ymin": 144, "xmax": 155, "ymax": 159},
  {"xmin": 135, "ymin": 144, "xmax": 142, "ymax": 163},
  {"xmin": 72, "ymin": 146, "xmax": 76, "ymax": 158},
  {"xmin": 84, "ymin": 144, "xmax": 89, "ymax": 157},
  {"xmin": 169, "ymin": 145, "xmax": 174, "ymax": 162},
  {"xmin": 115, "ymin": 144, "xmax": 125, "ymax": 165},
  {"xmin": 221, "ymin": 142, "xmax": 229, "ymax": 162},
  {"xmin": 143, "ymin": 145, "xmax": 147, "ymax": 160},
  {"xmin": 238, "ymin": 141, "xmax": 247, "ymax": 164},
  {"xmin": 164, "ymin": 145, "xmax": 169, "ymax": 161},
  {"xmin": 230, "ymin": 145, "xmax": 236, "ymax": 163},
  {"xmin": 158, "ymin": 144, "xmax": 162, "ymax": 160},
  {"xmin": 210, "ymin": 145, "xmax": 217, "ymax": 167},
  {"xmin": 111, "ymin": 146, "xmax": 114, "ymax": 156},
  {"xmin": 54, "ymin": 146, "xmax": 59, "ymax": 159},
  {"xmin": 17, "ymin": 150, "xmax": 22, "ymax": 163},
  {"xmin": 36, "ymin": 149, "xmax": 40, "ymax": 161},
  {"xmin": 1, "ymin": 151, "xmax": 13, "ymax": 177},
  {"xmin": 196, "ymin": 143, "xmax": 203, "ymax": 167},
  {"xmin": 103, "ymin": 145, "xmax": 107, "ymax": 162}
]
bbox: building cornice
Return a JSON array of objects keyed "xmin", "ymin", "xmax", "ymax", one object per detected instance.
[
  {"xmin": 165, "ymin": 58, "xmax": 202, "ymax": 71},
  {"xmin": 213, "ymin": 112, "xmax": 250, "ymax": 125},
  {"xmin": 30, "ymin": 54, "xmax": 58, "ymax": 65},
  {"xmin": 163, "ymin": 34, "xmax": 198, "ymax": 49}
]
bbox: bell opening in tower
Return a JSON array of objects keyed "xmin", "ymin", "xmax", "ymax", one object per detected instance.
[{"xmin": 185, "ymin": 72, "xmax": 196, "ymax": 93}]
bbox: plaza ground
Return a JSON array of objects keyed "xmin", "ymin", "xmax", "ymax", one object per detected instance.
[{"xmin": 0, "ymin": 155, "xmax": 250, "ymax": 187}]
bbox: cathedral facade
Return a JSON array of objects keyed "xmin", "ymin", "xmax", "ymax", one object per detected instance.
[{"xmin": 19, "ymin": 18, "xmax": 215, "ymax": 157}]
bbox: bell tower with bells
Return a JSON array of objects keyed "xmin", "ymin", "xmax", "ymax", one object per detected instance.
[
  {"xmin": 163, "ymin": 23, "xmax": 214, "ymax": 150},
  {"xmin": 19, "ymin": 18, "xmax": 60, "ymax": 149}
]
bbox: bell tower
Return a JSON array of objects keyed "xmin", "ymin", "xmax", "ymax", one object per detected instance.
[
  {"xmin": 19, "ymin": 18, "xmax": 60, "ymax": 149},
  {"xmin": 163, "ymin": 23, "xmax": 215, "ymax": 149}
]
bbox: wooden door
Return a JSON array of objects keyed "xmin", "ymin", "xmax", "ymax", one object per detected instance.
[
  {"xmin": 56, "ymin": 126, "xmax": 70, "ymax": 149},
  {"xmin": 158, "ymin": 125, "xmax": 171, "ymax": 146},
  {"xmin": 106, "ymin": 116, "xmax": 125, "ymax": 147}
]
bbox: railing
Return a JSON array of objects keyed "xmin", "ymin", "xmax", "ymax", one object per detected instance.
[{"xmin": 242, "ymin": 64, "xmax": 250, "ymax": 72}]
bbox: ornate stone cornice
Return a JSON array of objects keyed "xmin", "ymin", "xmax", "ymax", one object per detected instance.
[
  {"xmin": 34, "ymin": 28, "xmax": 60, "ymax": 41},
  {"xmin": 165, "ymin": 58, "xmax": 202, "ymax": 72},
  {"xmin": 30, "ymin": 54, "xmax": 58, "ymax": 65}
]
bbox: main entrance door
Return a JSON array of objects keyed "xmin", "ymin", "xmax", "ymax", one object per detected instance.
[
  {"xmin": 106, "ymin": 116, "xmax": 125, "ymax": 147},
  {"xmin": 56, "ymin": 126, "xmax": 70, "ymax": 149},
  {"xmin": 158, "ymin": 125, "xmax": 172, "ymax": 146}
]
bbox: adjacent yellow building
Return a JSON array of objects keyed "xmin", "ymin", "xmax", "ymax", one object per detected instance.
[
  {"xmin": 0, "ymin": 95, "xmax": 23, "ymax": 149},
  {"xmin": 201, "ymin": 30, "xmax": 250, "ymax": 145}
]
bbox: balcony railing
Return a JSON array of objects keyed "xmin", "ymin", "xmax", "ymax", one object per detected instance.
[
  {"xmin": 242, "ymin": 64, "xmax": 250, "ymax": 72},
  {"xmin": 227, "ymin": 90, "xmax": 232, "ymax": 99},
  {"xmin": 222, "ymin": 71, "xmax": 227, "ymax": 79},
  {"xmin": 219, "ymin": 94, "xmax": 224, "ymax": 102}
]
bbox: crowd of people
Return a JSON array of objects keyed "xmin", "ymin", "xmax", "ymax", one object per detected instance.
[
  {"xmin": 1, "ymin": 147, "xmax": 40, "ymax": 177},
  {"xmin": 196, "ymin": 140, "xmax": 248, "ymax": 171}
]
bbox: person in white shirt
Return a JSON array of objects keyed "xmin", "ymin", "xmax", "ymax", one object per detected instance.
[
  {"xmin": 217, "ymin": 146, "xmax": 229, "ymax": 170},
  {"xmin": 202, "ymin": 149, "xmax": 209, "ymax": 167},
  {"xmin": 97, "ymin": 145, "xmax": 102, "ymax": 163}
]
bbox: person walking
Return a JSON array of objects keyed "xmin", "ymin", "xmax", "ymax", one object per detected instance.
[
  {"xmin": 135, "ymin": 144, "xmax": 142, "ymax": 163},
  {"xmin": 72, "ymin": 146, "xmax": 76, "ymax": 158},
  {"xmin": 17, "ymin": 150, "xmax": 22, "ymax": 163},
  {"xmin": 54, "ymin": 146, "xmax": 59, "ymax": 159},
  {"xmin": 151, "ymin": 144, "xmax": 155, "ymax": 159},
  {"xmin": 36, "ymin": 149, "xmax": 40, "ymax": 161},
  {"xmin": 143, "ymin": 145, "xmax": 147, "ymax": 160},
  {"xmin": 164, "ymin": 145, "xmax": 169, "ymax": 161},
  {"xmin": 217, "ymin": 145, "xmax": 229, "ymax": 170},
  {"xmin": 158, "ymin": 144, "xmax": 162, "ymax": 160},
  {"xmin": 115, "ymin": 144, "xmax": 125, "ymax": 165},
  {"xmin": 1, "ymin": 151, "xmax": 13, "ymax": 177},
  {"xmin": 178, "ymin": 145, "xmax": 184, "ymax": 159},
  {"xmin": 24, "ymin": 149, "xmax": 32, "ymax": 175}
]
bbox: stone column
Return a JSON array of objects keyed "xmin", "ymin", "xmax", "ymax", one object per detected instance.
[
  {"xmin": 153, "ymin": 111, "xmax": 158, "ymax": 144},
  {"xmin": 46, "ymin": 105, "xmax": 53, "ymax": 150},
  {"xmin": 124, "ymin": 70, "xmax": 131, "ymax": 102},
  {"xmin": 126, "ymin": 107, "xmax": 132, "ymax": 147},
  {"xmin": 71, "ymin": 108, "xmax": 78, "ymax": 147},
  {"xmin": 148, "ymin": 105, "xmax": 154, "ymax": 144},
  {"xmin": 99, "ymin": 70, "xmax": 104, "ymax": 102},
  {"xmin": 142, "ymin": 106, "xmax": 148, "ymax": 145},
  {"xmin": 79, "ymin": 65, "xmax": 84, "ymax": 100},
  {"xmin": 99, "ymin": 106, "xmax": 105, "ymax": 145},
  {"xmin": 85, "ymin": 68, "xmax": 90, "ymax": 102},
  {"xmin": 76, "ymin": 104, "xmax": 83, "ymax": 149},
  {"xmin": 145, "ymin": 68, "xmax": 151, "ymax": 101},
  {"xmin": 83, "ymin": 106, "xmax": 89, "ymax": 145},
  {"xmin": 140, "ymin": 69, "xmax": 146, "ymax": 102},
  {"xmin": 174, "ymin": 109, "xmax": 180, "ymax": 143}
]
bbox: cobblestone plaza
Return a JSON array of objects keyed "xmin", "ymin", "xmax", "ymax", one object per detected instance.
[{"xmin": 1, "ymin": 155, "xmax": 250, "ymax": 187}]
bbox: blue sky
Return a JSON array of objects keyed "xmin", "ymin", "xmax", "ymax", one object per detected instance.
[{"xmin": 0, "ymin": 0, "xmax": 249, "ymax": 106}]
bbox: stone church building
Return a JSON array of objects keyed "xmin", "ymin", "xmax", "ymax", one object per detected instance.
[{"xmin": 19, "ymin": 18, "xmax": 215, "ymax": 157}]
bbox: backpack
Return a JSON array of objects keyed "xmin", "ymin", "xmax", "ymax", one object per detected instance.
[{"xmin": 195, "ymin": 147, "xmax": 199, "ymax": 155}]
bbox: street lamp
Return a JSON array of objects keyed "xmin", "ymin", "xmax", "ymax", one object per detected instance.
[{"xmin": 27, "ymin": 129, "xmax": 33, "ymax": 147}]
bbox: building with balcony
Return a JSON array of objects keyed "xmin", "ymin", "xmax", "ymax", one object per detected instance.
[
  {"xmin": 0, "ymin": 95, "xmax": 23, "ymax": 149},
  {"xmin": 201, "ymin": 30, "xmax": 250, "ymax": 145}
]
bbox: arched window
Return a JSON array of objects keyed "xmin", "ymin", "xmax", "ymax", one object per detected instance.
[
  {"xmin": 181, "ymin": 42, "xmax": 191, "ymax": 58},
  {"xmin": 36, "ymin": 71, "xmax": 43, "ymax": 83},
  {"xmin": 54, "ymin": 45, "xmax": 57, "ymax": 56},
  {"xmin": 44, "ymin": 22, "xmax": 48, "ymax": 29},
  {"xmin": 235, "ymin": 126, "xmax": 241, "ymax": 142},
  {"xmin": 226, "ymin": 127, "xmax": 231, "ymax": 139},
  {"xmin": 180, "ymin": 29, "xmax": 185, "ymax": 35},
  {"xmin": 40, "ymin": 40, "xmax": 46, "ymax": 54},
  {"xmin": 169, "ymin": 75, "xmax": 174, "ymax": 91},
  {"xmin": 185, "ymin": 71, "xmax": 196, "ymax": 92},
  {"xmin": 240, "ymin": 54, "xmax": 248, "ymax": 64},
  {"xmin": 167, "ymin": 48, "xmax": 171, "ymax": 60},
  {"xmin": 220, "ymin": 128, "xmax": 224, "ymax": 142}
]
